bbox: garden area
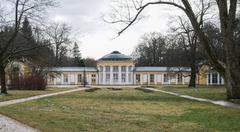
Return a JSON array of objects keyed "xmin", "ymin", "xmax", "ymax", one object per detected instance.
[{"xmin": 0, "ymin": 88, "xmax": 239, "ymax": 132}]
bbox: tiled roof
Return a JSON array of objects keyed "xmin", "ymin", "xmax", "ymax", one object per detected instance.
[
  {"xmin": 99, "ymin": 51, "xmax": 132, "ymax": 61},
  {"xmin": 135, "ymin": 67, "xmax": 191, "ymax": 72},
  {"xmin": 47, "ymin": 67, "xmax": 97, "ymax": 72}
]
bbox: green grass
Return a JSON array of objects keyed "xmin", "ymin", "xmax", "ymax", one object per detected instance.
[
  {"xmin": 154, "ymin": 85, "xmax": 226, "ymax": 100},
  {"xmin": 0, "ymin": 88, "xmax": 239, "ymax": 132},
  {"xmin": 0, "ymin": 88, "xmax": 72, "ymax": 102}
]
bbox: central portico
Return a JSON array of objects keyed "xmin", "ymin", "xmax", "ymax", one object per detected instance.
[{"xmin": 97, "ymin": 51, "xmax": 134, "ymax": 85}]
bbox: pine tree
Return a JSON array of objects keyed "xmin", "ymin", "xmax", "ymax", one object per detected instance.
[
  {"xmin": 21, "ymin": 17, "xmax": 33, "ymax": 40},
  {"xmin": 72, "ymin": 42, "xmax": 82, "ymax": 65}
]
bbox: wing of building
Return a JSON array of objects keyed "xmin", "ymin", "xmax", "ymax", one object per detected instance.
[{"xmin": 46, "ymin": 51, "xmax": 224, "ymax": 87}]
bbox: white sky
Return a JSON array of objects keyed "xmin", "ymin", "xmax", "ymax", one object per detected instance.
[{"xmin": 48, "ymin": 0, "xmax": 184, "ymax": 59}]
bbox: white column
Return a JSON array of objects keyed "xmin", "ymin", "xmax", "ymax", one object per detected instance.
[
  {"xmin": 154, "ymin": 74, "xmax": 157, "ymax": 84},
  {"xmin": 206, "ymin": 74, "xmax": 209, "ymax": 85},
  {"xmin": 147, "ymin": 74, "xmax": 150, "ymax": 85},
  {"xmin": 96, "ymin": 73, "xmax": 99, "ymax": 85},
  {"xmin": 133, "ymin": 72, "xmax": 135, "ymax": 85},
  {"xmin": 217, "ymin": 73, "xmax": 220, "ymax": 85},
  {"xmin": 210, "ymin": 73, "xmax": 212, "ymax": 85},
  {"xmin": 103, "ymin": 66, "xmax": 105, "ymax": 85},
  {"xmin": 61, "ymin": 74, "xmax": 64, "ymax": 85},
  {"xmin": 175, "ymin": 75, "xmax": 178, "ymax": 85},
  {"xmin": 110, "ymin": 66, "xmax": 113, "ymax": 84},
  {"xmin": 126, "ymin": 67, "xmax": 129, "ymax": 84},
  {"xmin": 67, "ymin": 74, "xmax": 70, "ymax": 85},
  {"xmin": 118, "ymin": 66, "xmax": 121, "ymax": 84},
  {"xmin": 182, "ymin": 75, "xmax": 184, "ymax": 85},
  {"xmin": 161, "ymin": 74, "xmax": 164, "ymax": 84},
  {"xmin": 53, "ymin": 76, "xmax": 56, "ymax": 85},
  {"xmin": 75, "ymin": 74, "xmax": 77, "ymax": 85}
]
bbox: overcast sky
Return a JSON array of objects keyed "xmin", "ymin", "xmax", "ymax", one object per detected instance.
[{"xmin": 48, "ymin": 0, "xmax": 183, "ymax": 59}]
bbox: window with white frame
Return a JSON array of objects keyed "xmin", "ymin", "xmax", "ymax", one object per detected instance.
[
  {"xmin": 91, "ymin": 74, "xmax": 96, "ymax": 83},
  {"xmin": 121, "ymin": 66, "xmax": 126, "ymax": 72},
  {"xmin": 150, "ymin": 74, "xmax": 154, "ymax": 83},
  {"xmin": 177, "ymin": 74, "xmax": 182, "ymax": 84},
  {"xmin": 164, "ymin": 74, "xmax": 169, "ymax": 83},
  {"xmin": 212, "ymin": 73, "xmax": 218, "ymax": 84},
  {"xmin": 136, "ymin": 74, "xmax": 140, "ymax": 83},
  {"xmin": 105, "ymin": 66, "xmax": 110, "ymax": 72},
  {"xmin": 113, "ymin": 73, "xmax": 118, "ymax": 82},
  {"xmin": 121, "ymin": 73, "xmax": 126, "ymax": 82},
  {"xmin": 113, "ymin": 66, "xmax": 118, "ymax": 72},
  {"xmin": 78, "ymin": 74, "xmax": 82, "ymax": 83},
  {"xmin": 63, "ymin": 74, "xmax": 68, "ymax": 83},
  {"xmin": 106, "ymin": 73, "xmax": 110, "ymax": 83}
]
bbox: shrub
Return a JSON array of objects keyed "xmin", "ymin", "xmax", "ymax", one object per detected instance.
[
  {"xmin": 9, "ymin": 75, "xmax": 47, "ymax": 90},
  {"xmin": 85, "ymin": 88, "xmax": 100, "ymax": 92},
  {"xmin": 135, "ymin": 88, "xmax": 154, "ymax": 93}
]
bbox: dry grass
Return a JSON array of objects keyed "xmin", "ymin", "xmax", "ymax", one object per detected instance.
[
  {"xmin": 0, "ymin": 88, "xmax": 72, "ymax": 102},
  {"xmin": 0, "ymin": 88, "xmax": 239, "ymax": 132},
  {"xmin": 154, "ymin": 85, "xmax": 226, "ymax": 100}
]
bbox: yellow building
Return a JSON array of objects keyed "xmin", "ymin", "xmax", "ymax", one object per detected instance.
[{"xmin": 47, "ymin": 51, "xmax": 223, "ymax": 86}]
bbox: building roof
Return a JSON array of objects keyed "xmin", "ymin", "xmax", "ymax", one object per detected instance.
[
  {"xmin": 47, "ymin": 67, "xmax": 97, "ymax": 72},
  {"xmin": 99, "ymin": 51, "xmax": 132, "ymax": 61},
  {"xmin": 135, "ymin": 67, "xmax": 191, "ymax": 72},
  {"xmin": 46, "ymin": 66, "xmax": 190, "ymax": 72}
]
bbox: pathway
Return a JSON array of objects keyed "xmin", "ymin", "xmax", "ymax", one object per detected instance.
[
  {"xmin": 0, "ymin": 87, "xmax": 89, "ymax": 132},
  {"xmin": 143, "ymin": 87, "xmax": 240, "ymax": 109}
]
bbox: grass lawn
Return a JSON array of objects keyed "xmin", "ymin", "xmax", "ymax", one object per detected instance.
[
  {"xmin": 0, "ymin": 88, "xmax": 72, "ymax": 102},
  {"xmin": 154, "ymin": 85, "xmax": 226, "ymax": 100},
  {"xmin": 0, "ymin": 88, "xmax": 239, "ymax": 132}
]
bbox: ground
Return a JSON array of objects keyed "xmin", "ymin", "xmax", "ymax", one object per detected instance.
[
  {"xmin": 0, "ymin": 88, "xmax": 71, "ymax": 102},
  {"xmin": 0, "ymin": 88, "xmax": 239, "ymax": 132},
  {"xmin": 154, "ymin": 85, "xmax": 226, "ymax": 100}
]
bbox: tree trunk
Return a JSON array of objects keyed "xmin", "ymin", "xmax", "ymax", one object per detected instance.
[
  {"xmin": 224, "ymin": 38, "xmax": 240, "ymax": 99},
  {"xmin": 189, "ymin": 64, "xmax": 197, "ymax": 88},
  {"xmin": 225, "ymin": 64, "xmax": 240, "ymax": 99},
  {"xmin": 0, "ymin": 66, "xmax": 7, "ymax": 94}
]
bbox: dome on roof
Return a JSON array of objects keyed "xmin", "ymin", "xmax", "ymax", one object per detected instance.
[{"xmin": 99, "ymin": 51, "xmax": 132, "ymax": 61}]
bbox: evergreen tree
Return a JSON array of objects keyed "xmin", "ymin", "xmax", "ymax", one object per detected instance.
[
  {"xmin": 21, "ymin": 17, "xmax": 33, "ymax": 40},
  {"xmin": 72, "ymin": 42, "xmax": 82, "ymax": 66}
]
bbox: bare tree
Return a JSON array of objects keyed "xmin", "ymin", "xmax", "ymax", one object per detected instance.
[
  {"xmin": 132, "ymin": 32, "xmax": 167, "ymax": 66},
  {"xmin": 46, "ymin": 22, "xmax": 72, "ymax": 66},
  {"xmin": 106, "ymin": 0, "xmax": 240, "ymax": 99},
  {"xmin": 0, "ymin": 0, "xmax": 56, "ymax": 94},
  {"xmin": 170, "ymin": 16, "xmax": 200, "ymax": 88}
]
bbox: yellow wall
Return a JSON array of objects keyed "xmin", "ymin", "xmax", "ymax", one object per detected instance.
[
  {"xmin": 197, "ymin": 65, "xmax": 209, "ymax": 85},
  {"xmin": 97, "ymin": 60, "xmax": 134, "ymax": 66}
]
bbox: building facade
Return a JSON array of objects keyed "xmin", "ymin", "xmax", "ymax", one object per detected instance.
[{"xmin": 47, "ymin": 51, "xmax": 224, "ymax": 86}]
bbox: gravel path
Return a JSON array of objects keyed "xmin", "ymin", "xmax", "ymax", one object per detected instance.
[
  {"xmin": 0, "ymin": 115, "xmax": 38, "ymax": 132},
  {"xmin": 143, "ymin": 87, "xmax": 240, "ymax": 109},
  {"xmin": 0, "ymin": 87, "xmax": 89, "ymax": 132}
]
